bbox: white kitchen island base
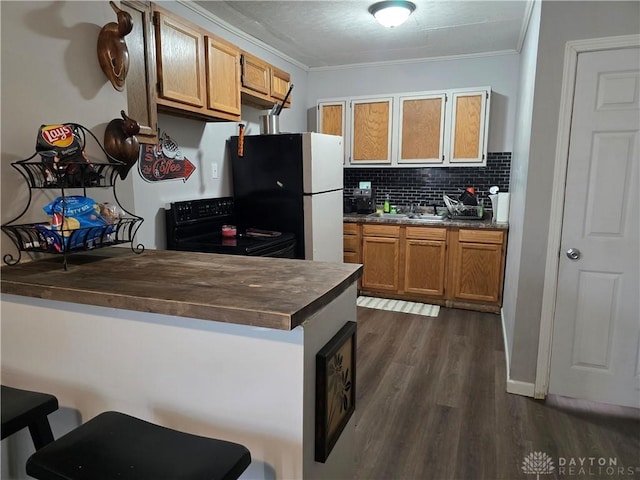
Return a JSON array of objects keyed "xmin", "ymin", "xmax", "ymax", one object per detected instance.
[{"xmin": 1, "ymin": 283, "xmax": 357, "ymax": 480}]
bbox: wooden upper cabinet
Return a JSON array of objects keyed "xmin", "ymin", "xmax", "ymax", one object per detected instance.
[
  {"xmin": 270, "ymin": 66, "xmax": 291, "ymax": 104},
  {"xmin": 319, "ymin": 86, "xmax": 490, "ymax": 167},
  {"xmin": 449, "ymin": 90, "xmax": 488, "ymax": 163},
  {"xmin": 318, "ymin": 101, "xmax": 347, "ymax": 163},
  {"xmin": 351, "ymin": 97, "xmax": 393, "ymax": 164},
  {"xmin": 154, "ymin": 8, "xmax": 205, "ymax": 108},
  {"xmin": 205, "ymin": 36, "xmax": 241, "ymax": 116},
  {"xmin": 151, "ymin": 5, "xmax": 240, "ymax": 122},
  {"xmin": 120, "ymin": 1, "xmax": 158, "ymax": 144},
  {"xmin": 240, "ymin": 52, "xmax": 293, "ymax": 110},
  {"xmin": 319, "ymin": 102, "xmax": 345, "ymax": 137},
  {"xmin": 241, "ymin": 52, "xmax": 270, "ymax": 96},
  {"xmin": 399, "ymin": 94, "xmax": 446, "ymax": 163}
]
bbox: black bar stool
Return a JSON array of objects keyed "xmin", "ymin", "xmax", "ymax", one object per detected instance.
[
  {"xmin": 1, "ymin": 385, "xmax": 59, "ymax": 450},
  {"xmin": 26, "ymin": 410, "xmax": 251, "ymax": 480}
]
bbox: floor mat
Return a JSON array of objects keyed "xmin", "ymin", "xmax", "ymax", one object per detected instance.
[{"xmin": 357, "ymin": 296, "xmax": 440, "ymax": 317}]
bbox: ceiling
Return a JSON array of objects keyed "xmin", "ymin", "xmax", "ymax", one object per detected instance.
[{"xmin": 193, "ymin": 1, "xmax": 533, "ymax": 69}]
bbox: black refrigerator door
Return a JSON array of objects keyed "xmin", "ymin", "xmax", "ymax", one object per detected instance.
[{"xmin": 228, "ymin": 134, "xmax": 305, "ymax": 258}]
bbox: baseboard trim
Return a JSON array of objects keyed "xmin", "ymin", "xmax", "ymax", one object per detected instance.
[
  {"xmin": 506, "ymin": 379, "xmax": 536, "ymax": 397},
  {"xmin": 500, "ymin": 308, "xmax": 535, "ymax": 398}
]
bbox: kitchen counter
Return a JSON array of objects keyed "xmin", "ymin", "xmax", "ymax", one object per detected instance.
[
  {"xmin": 344, "ymin": 212, "xmax": 509, "ymax": 229},
  {"xmin": 0, "ymin": 248, "xmax": 362, "ymax": 331},
  {"xmin": 1, "ymin": 248, "xmax": 361, "ymax": 479}
]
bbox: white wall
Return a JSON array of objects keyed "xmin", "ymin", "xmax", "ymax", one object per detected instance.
[
  {"xmin": 502, "ymin": 0, "xmax": 541, "ymax": 376},
  {"xmin": 306, "ymin": 53, "xmax": 521, "ymax": 153},
  {"xmin": 0, "ymin": 1, "xmax": 131, "ymax": 258},
  {"xmin": 1, "ymin": 283, "xmax": 358, "ymax": 480},
  {"xmin": 1, "ymin": 293, "xmax": 305, "ymax": 480},
  {"xmin": 507, "ymin": 1, "xmax": 640, "ymax": 383}
]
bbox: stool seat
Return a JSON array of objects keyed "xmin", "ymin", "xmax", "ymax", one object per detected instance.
[
  {"xmin": 26, "ymin": 411, "xmax": 251, "ymax": 480},
  {"xmin": 1, "ymin": 385, "xmax": 58, "ymax": 449}
]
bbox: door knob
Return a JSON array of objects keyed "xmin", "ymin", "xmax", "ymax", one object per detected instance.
[{"xmin": 566, "ymin": 248, "xmax": 581, "ymax": 260}]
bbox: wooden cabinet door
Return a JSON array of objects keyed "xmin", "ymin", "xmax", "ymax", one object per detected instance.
[
  {"xmin": 205, "ymin": 36, "xmax": 241, "ymax": 116},
  {"xmin": 343, "ymin": 236, "xmax": 360, "ymax": 262},
  {"xmin": 121, "ymin": 1, "xmax": 157, "ymax": 144},
  {"xmin": 318, "ymin": 102, "xmax": 345, "ymax": 137},
  {"xmin": 449, "ymin": 229, "xmax": 505, "ymax": 304},
  {"xmin": 344, "ymin": 251, "xmax": 359, "ymax": 264},
  {"xmin": 155, "ymin": 10, "xmax": 205, "ymax": 108},
  {"xmin": 404, "ymin": 227, "xmax": 447, "ymax": 297},
  {"xmin": 449, "ymin": 90, "xmax": 488, "ymax": 164},
  {"xmin": 318, "ymin": 101, "xmax": 347, "ymax": 163},
  {"xmin": 399, "ymin": 94, "xmax": 446, "ymax": 163},
  {"xmin": 351, "ymin": 98, "xmax": 393, "ymax": 164},
  {"xmin": 270, "ymin": 66, "xmax": 291, "ymax": 102},
  {"xmin": 241, "ymin": 52, "xmax": 270, "ymax": 95},
  {"xmin": 343, "ymin": 223, "xmax": 361, "ymax": 264},
  {"xmin": 362, "ymin": 236, "xmax": 400, "ymax": 292}
]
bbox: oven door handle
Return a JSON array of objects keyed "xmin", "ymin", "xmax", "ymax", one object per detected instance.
[{"xmin": 262, "ymin": 241, "xmax": 296, "ymax": 258}]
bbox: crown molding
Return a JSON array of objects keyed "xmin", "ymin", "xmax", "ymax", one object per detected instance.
[
  {"xmin": 176, "ymin": 0, "xmax": 310, "ymax": 72},
  {"xmin": 516, "ymin": 0, "xmax": 536, "ymax": 53},
  {"xmin": 308, "ymin": 49, "xmax": 519, "ymax": 72}
]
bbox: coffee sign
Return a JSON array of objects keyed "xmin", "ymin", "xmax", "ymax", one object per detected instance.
[{"xmin": 138, "ymin": 130, "xmax": 195, "ymax": 183}]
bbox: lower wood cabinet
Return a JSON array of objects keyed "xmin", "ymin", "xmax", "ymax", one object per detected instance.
[
  {"xmin": 343, "ymin": 222, "xmax": 361, "ymax": 264},
  {"xmin": 361, "ymin": 225, "xmax": 400, "ymax": 292},
  {"xmin": 448, "ymin": 229, "xmax": 506, "ymax": 305},
  {"xmin": 404, "ymin": 227, "xmax": 447, "ymax": 297},
  {"xmin": 346, "ymin": 221, "xmax": 507, "ymax": 312}
]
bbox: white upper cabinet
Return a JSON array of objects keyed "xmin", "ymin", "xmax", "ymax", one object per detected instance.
[
  {"xmin": 449, "ymin": 90, "xmax": 489, "ymax": 164},
  {"xmin": 318, "ymin": 100, "xmax": 347, "ymax": 164},
  {"xmin": 350, "ymin": 97, "xmax": 394, "ymax": 165},
  {"xmin": 398, "ymin": 93, "xmax": 446, "ymax": 164},
  {"xmin": 317, "ymin": 87, "xmax": 490, "ymax": 167}
]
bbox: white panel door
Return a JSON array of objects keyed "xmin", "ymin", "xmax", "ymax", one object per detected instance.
[{"xmin": 549, "ymin": 47, "xmax": 640, "ymax": 408}]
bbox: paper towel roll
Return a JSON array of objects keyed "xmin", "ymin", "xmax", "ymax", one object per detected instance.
[
  {"xmin": 489, "ymin": 194, "xmax": 499, "ymax": 222},
  {"xmin": 496, "ymin": 192, "xmax": 510, "ymax": 223}
]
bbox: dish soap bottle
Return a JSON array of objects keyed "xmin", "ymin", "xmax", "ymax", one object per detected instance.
[{"xmin": 383, "ymin": 194, "xmax": 390, "ymax": 213}]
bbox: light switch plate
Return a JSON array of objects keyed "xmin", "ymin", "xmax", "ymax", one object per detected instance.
[{"xmin": 211, "ymin": 162, "xmax": 218, "ymax": 179}]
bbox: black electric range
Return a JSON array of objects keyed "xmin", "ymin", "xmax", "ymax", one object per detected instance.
[{"xmin": 165, "ymin": 197, "xmax": 296, "ymax": 258}]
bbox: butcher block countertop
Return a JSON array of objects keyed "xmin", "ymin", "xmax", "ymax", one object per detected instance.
[{"xmin": 0, "ymin": 249, "xmax": 362, "ymax": 331}]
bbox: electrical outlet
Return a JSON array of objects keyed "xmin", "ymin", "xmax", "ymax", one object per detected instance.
[{"xmin": 211, "ymin": 162, "xmax": 218, "ymax": 179}]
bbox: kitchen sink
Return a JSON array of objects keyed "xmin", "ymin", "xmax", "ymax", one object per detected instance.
[
  {"xmin": 367, "ymin": 213, "xmax": 409, "ymax": 218},
  {"xmin": 367, "ymin": 212, "xmax": 447, "ymax": 222},
  {"xmin": 405, "ymin": 213, "xmax": 447, "ymax": 222}
]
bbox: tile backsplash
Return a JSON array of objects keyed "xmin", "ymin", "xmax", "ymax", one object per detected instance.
[{"xmin": 344, "ymin": 152, "xmax": 511, "ymax": 208}]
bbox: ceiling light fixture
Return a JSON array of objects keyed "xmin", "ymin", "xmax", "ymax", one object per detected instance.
[{"xmin": 368, "ymin": 1, "xmax": 416, "ymax": 28}]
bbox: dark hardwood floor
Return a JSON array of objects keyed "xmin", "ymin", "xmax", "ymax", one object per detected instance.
[{"xmin": 354, "ymin": 306, "xmax": 640, "ymax": 480}]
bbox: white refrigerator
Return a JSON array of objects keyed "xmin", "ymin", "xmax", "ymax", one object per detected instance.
[{"xmin": 229, "ymin": 132, "xmax": 344, "ymax": 262}]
